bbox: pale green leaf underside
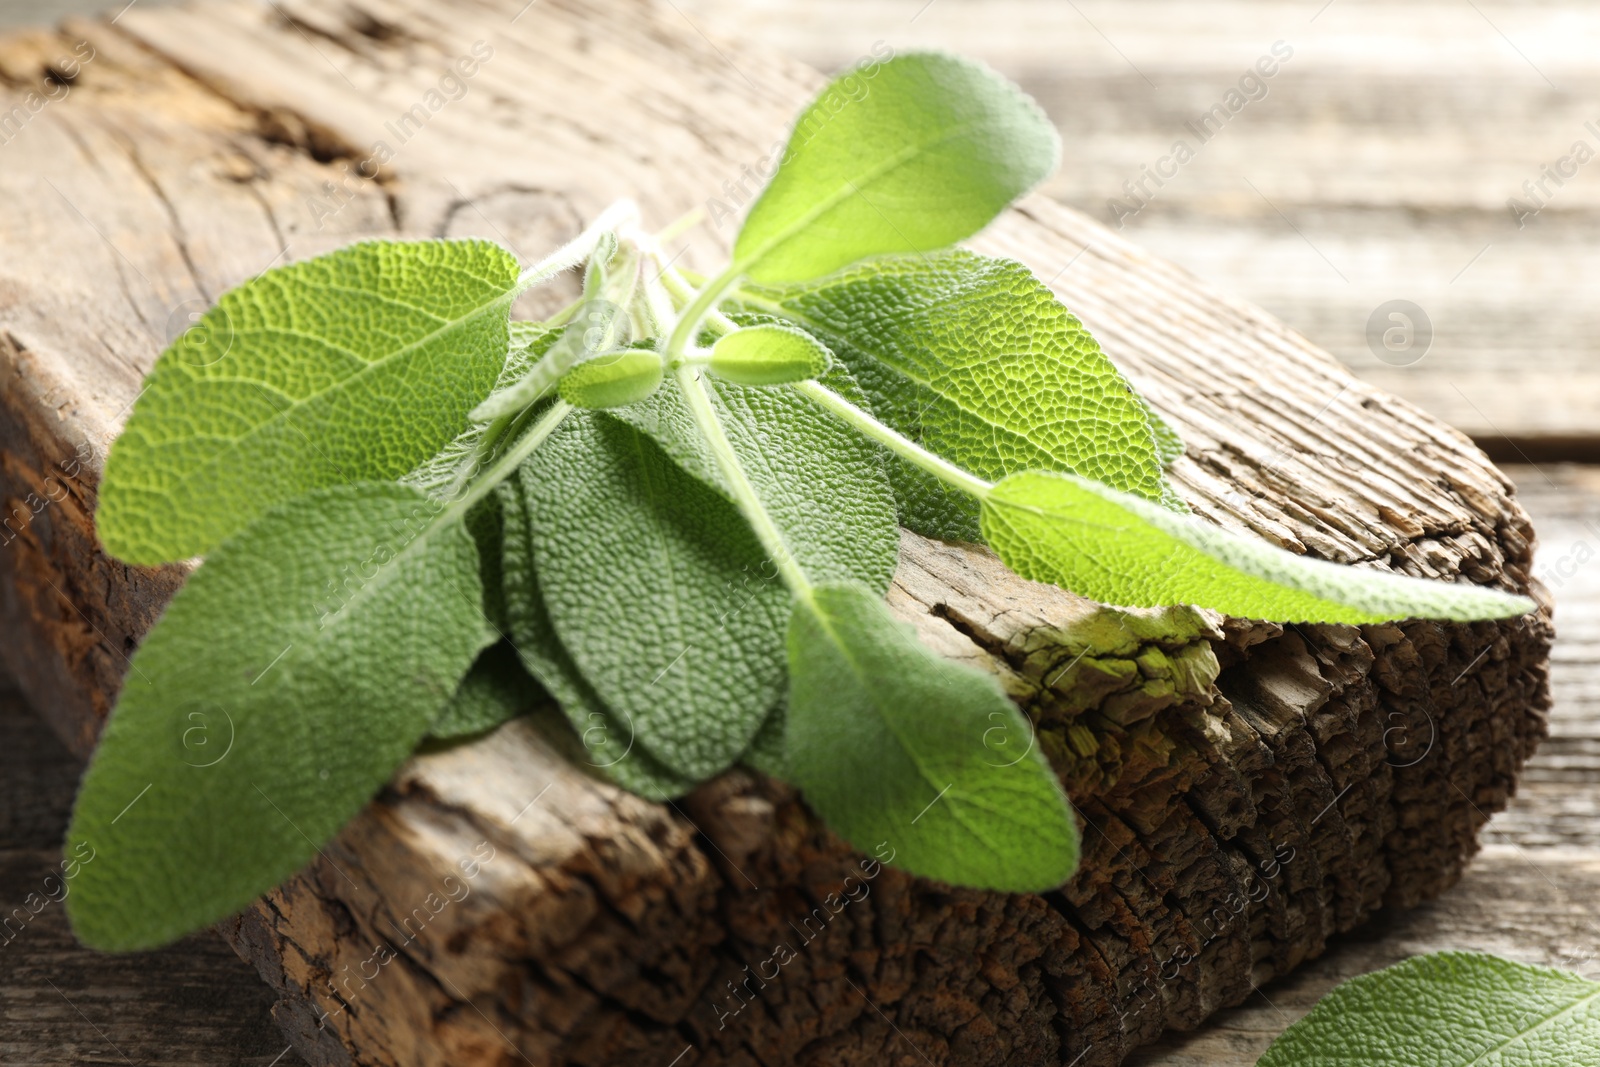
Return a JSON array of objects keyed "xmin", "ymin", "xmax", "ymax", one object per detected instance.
[
  {"xmin": 67, "ymin": 483, "xmax": 491, "ymax": 951},
  {"xmin": 518, "ymin": 412, "xmax": 791, "ymax": 780},
  {"xmin": 733, "ymin": 51, "xmax": 1059, "ymax": 283},
  {"xmin": 786, "ymin": 583, "xmax": 1079, "ymax": 893},
  {"xmin": 98, "ymin": 239, "xmax": 521, "ymax": 564},
  {"xmin": 1258, "ymin": 952, "xmax": 1600, "ymax": 1066},
  {"xmin": 983, "ymin": 470, "xmax": 1536, "ymax": 624},
  {"xmin": 498, "ymin": 479, "xmax": 699, "ymax": 799},
  {"xmin": 746, "ymin": 249, "xmax": 1172, "ymax": 541},
  {"xmin": 559, "ymin": 349, "xmax": 664, "ymax": 409},
  {"xmin": 709, "ymin": 322, "xmax": 832, "ymax": 386}
]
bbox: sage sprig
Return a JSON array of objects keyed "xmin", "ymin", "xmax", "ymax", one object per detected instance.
[{"xmin": 68, "ymin": 51, "xmax": 1533, "ymax": 952}]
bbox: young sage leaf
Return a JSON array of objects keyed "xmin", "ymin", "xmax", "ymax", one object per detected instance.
[
  {"xmin": 786, "ymin": 582, "xmax": 1080, "ymax": 892},
  {"xmin": 708, "ymin": 322, "xmax": 832, "ymax": 386},
  {"xmin": 67, "ymin": 482, "xmax": 493, "ymax": 951},
  {"xmin": 732, "ymin": 52, "xmax": 1058, "ymax": 283},
  {"xmin": 98, "ymin": 240, "xmax": 522, "ymax": 564},
  {"xmin": 1257, "ymin": 952, "xmax": 1600, "ymax": 1066},
  {"xmin": 982, "ymin": 470, "xmax": 1536, "ymax": 623},
  {"xmin": 472, "ymin": 299, "xmax": 627, "ymax": 422},
  {"xmin": 742, "ymin": 250, "xmax": 1173, "ymax": 541},
  {"xmin": 558, "ymin": 348, "xmax": 664, "ymax": 409}
]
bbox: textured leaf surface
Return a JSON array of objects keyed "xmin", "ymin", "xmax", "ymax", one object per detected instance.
[
  {"xmin": 431, "ymin": 642, "xmax": 542, "ymax": 741},
  {"xmin": 559, "ymin": 349, "xmax": 664, "ymax": 409},
  {"xmin": 609, "ymin": 371, "xmax": 900, "ymax": 590},
  {"xmin": 786, "ymin": 583, "xmax": 1079, "ymax": 892},
  {"xmin": 518, "ymin": 412, "xmax": 793, "ymax": 779},
  {"xmin": 1257, "ymin": 952, "xmax": 1600, "ymax": 1066},
  {"xmin": 745, "ymin": 250, "xmax": 1171, "ymax": 540},
  {"xmin": 402, "ymin": 321, "xmax": 555, "ymax": 500},
  {"xmin": 709, "ymin": 323, "xmax": 832, "ymax": 386},
  {"xmin": 733, "ymin": 52, "xmax": 1057, "ymax": 283},
  {"xmin": 498, "ymin": 480, "xmax": 698, "ymax": 798},
  {"xmin": 983, "ymin": 470, "xmax": 1536, "ymax": 623},
  {"xmin": 67, "ymin": 483, "xmax": 491, "ymax": 950},
  {"xmin": 99, "ymin": 240, "xmax": 521, "ymax": 564}
]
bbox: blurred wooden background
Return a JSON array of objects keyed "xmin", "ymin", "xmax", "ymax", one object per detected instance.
[{"xmin": 3, "ymin": 0, "xmax": 1599, "ymax": 1064}]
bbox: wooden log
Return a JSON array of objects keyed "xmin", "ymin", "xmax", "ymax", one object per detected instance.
[{"xmin": 0, "ymin": 1, "xmax": 1552, "ymax": 1064}]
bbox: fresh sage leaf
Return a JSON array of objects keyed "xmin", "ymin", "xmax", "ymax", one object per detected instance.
[
  {"xmin": 498, "ymin": 479, "xmax": 699, "ymax": 799},
  {"xmin": 1257, "ymin": 952, "xmax": 1600, "ymax": 1066},
  {"xmin": 67, "ymin": 482, "xmax": 492, "ymax": 950},
  {"xmin": 708, "ymin": 323, "xmax": 832, "ymax": 386},
  {"xmin": 559, "ymin": 348, "xmax": 664, "ymax": 408},
  {"xmin": 786, "ymin": 582, "xmax": 1080, "ymax": 892},
  {"xmin": 431, "ymin": 641, "xmax": 543, "ymax": 741},
  {"xmin": 733, "ymin": 52, "xmax": 1058, "ymax": 283},
  {"xmin": 517, "ymin": 412, "xmax": 793, "ymax": 780},
  {"xmin": 402, "ymin": 320, "xmax": 556, "ymax": 500},
  {"xmin": 784, "ymin": 585, "xmax": 1075, "ymax": 895},
  {"xmin": 98, "ymin": 240, "xmax": 522, "ymax": 564},
  {"xmin": 983, "ymin": 470, "xmax": 1536, "ymax": 623},
  {"xmin": 472, "ymin": 299, "xmax": 628, "ymax": 422},
  {"xmin": 743, "ymin": 249, "xmax": 1173, "ymax": 540},
  {"xmin": 609, "ymin": 370, "xmax": 900, "ymax": 590}
]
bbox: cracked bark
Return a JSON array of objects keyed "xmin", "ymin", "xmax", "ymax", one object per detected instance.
[{"xmin": 0, "ymin": 2, "xmax": 1552, "ymax": 1065}]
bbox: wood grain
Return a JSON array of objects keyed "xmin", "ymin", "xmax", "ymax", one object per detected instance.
[{"xmin": 0, "ymin": 1, "xmax": 1555, "ymax": 1064}]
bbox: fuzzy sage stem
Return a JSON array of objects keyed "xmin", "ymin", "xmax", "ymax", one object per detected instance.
[
  {"xmin": 514, "ymin": 200, "xmax": 638, "ymax": 296},
  {"xmin": 664, "ymin": 264, "xmax": 743, "ymax": 364},
  {"xmin": 450, "ymin": 400, "xmax": 574, "ymax": 516},
  {"xmin": 673, "ymin": 363, "xmax": 811, "ymax": 593},
  {"xmin": 793, "ymin": 380, "xmax": 996, "ymax": 501}
]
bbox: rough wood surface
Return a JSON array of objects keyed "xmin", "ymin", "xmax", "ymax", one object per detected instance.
[
  {"xmin": 7, "ymin": 464, "xmax": 1597, "ymax": 1066},
  {"xmin": 0, "ymin": 1, "xmax": 1553, "ymax": 1065}
]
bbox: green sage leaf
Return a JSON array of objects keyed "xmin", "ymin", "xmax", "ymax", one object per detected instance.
[
  {"xmin": 67, "ymin": 482, "xmax": 492, "ymax": 950},
  {"xmin": 498, "ymin": 479, "xmax": 699, "ymax": 799},
  {"xmin": 609, "ymin": 370, "xmax": 900, "ymax": 591},
  {"xmin": 786, "ymin": 582, "xmax": 1079, "ymax": 892},
  {"xmin": 743, "ymin": 250, "xmax": 1172, "ymax": 541},
  {"xmin": 708, "ymin": 323, "xmax": 832, "ymax": 386},
  {"xmin": 983, "ymin": 470, "xmax": 1536, "ymax": 623},
  {"xmin": 402, "ymin": 320, "xmax": 556, "ymax": 500},
  {"xmin": 733, "ymin": 52, "xmax": 1058, "ymax": 283},
  {"xmin": 516, "ymin": 412, "xmax": 793, "ymax": 780},
  {"xmin": 431, "ymin": 642, "xmax": 542, "ymax": 741},
  {"xmin": 1257, "ymin": 952, "xmax": 1600, "ymax": 1066},
  {"xmin": 559, "ymin": 348, "xmax": 664, "ymax": 409},
  {"xmin": 98, "ymin": 240, "xmax": 522, "ymax": 564}
]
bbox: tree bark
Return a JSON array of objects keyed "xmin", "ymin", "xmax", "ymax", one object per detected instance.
[{"xmin": 0, "ymin": 1, "xmax": 1551, "ymax": 1064}]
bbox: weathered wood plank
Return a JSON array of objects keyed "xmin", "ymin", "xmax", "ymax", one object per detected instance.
[
  {"xmin": 1127, "ymin": 847, "xmax": 1600, "ymax": 1065},
  {"xmin": 0, "ymin": 2, "xmax": 1554, "ymax": 1065}
]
